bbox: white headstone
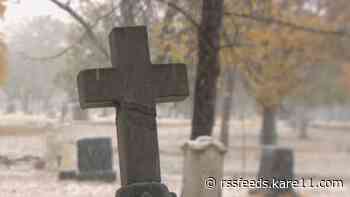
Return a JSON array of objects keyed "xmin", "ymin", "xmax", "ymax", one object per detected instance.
[{"xmin": 181, "ymin": 136, "xmax": 227, "ymax": 197}]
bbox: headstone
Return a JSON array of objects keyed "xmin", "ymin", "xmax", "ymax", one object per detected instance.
[
  {"xmin": 250, "ymin": 145, "xmax": 296, "ymax": 197},
  {"xmin": 76, "ymin": 137, "xmax": 116, "ymax": 182},
  {"xmin": 181, "ymin": 136, "xmax": 227, "ymax": 197},
  {"xmin": 58, "ymin": 142, "xmax": 77, "ymax": 180},
  {"xmin": 77, "ymin": 26, "xmax": 189, "ymax": 197}
]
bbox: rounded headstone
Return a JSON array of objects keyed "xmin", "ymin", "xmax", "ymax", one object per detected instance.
[{"xmin": 181, "ymin": 136, "xmax": 227, "ymax": 197}]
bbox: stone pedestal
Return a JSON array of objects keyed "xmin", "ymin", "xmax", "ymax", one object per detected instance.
[
  {"xmin": 181, "ymin": 136, "xmax": 227, "ymax": 197},
  {"xmin": 250, "ymin": 145, "xmax": 297, "ymax": 197},
  {"xmin": 116, "ymin": 182, "xmax": 176, "ymax": 197}
]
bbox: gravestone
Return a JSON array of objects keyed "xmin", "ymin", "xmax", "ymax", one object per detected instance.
[
  {"xmin": 250, "ymin": 145, "xmax": 296, "ymax": 197},
  {"xmin": 181, "ymin": 136, "xmax": 227, "ymax": 197},
  {"xmin": 76, "ymin": 137, "xmax": 116, "ymax": 182},
  {"xmin": 77, "ymin": 26, "xmax": 189, "ymax": 197}
]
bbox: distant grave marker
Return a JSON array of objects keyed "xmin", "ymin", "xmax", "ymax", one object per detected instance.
[
  {"xmin": 76, "ymin": 137, "xmax": 116, "ymax": 182},
  {"xmin": 250, "ymin": 145, "xmax": 296, "ymax": 197},
  {"xmin": 77, "ymin": 26, "xmax": 189, "ymax": 197}
]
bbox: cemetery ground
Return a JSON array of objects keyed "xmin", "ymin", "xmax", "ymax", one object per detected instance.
[{"xmin": 0, "ymin": 113, "xmax": 348, "ymax": 197}]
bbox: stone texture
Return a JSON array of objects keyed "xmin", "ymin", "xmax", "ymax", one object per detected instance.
[{"xmin": 181, "ymin": 136, "xmax": 227, "ymax": 197}]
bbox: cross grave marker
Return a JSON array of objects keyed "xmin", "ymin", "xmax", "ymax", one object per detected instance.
[{"xmin": 77, "ymin": 26, "xmax": 188, "ymax": 196}]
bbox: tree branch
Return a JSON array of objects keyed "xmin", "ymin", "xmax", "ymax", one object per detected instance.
[
  {"xmin": 153, "ymin": 0, "xmax": 200, "ymax": 28},
  {"xmin": 28, "ymin": 2, "xmax": 120, "ymax": 61},
  {"xmin": 18, "ymin": 33, "xmax": 87, "ymax": 62},
  {"xmin": 156, "ymin": 0, "xmax": 350, "ymax": 40},
  {"xmin": 49, "ymin": 0, "xmax": 110, "ymax": 59}
]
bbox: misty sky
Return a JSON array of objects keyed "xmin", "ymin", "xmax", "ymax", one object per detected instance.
[{"xmin": 3, "ymin": 0, "xmax": 68, "ymax": 26}]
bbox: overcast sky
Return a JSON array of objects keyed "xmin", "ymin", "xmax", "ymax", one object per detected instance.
[
  {"xmin": 0, "ymin": 0, "xmax": 73, "ymax": 37},
  {"xmin": 2, "ymin": 0, "xmax": 68, "ymax": 26}
]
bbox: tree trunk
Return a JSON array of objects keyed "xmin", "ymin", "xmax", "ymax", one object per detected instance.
[
  {"xmin": 297, "ymin": 104, "xmax": 310, "ymax": 140},
  {"xmin": 121, "ymin": 0, "xmax": 137, "ymax": 26},
  {"xmin": 190, "ymin": 0, "xmax": 224, "ymax": 140},
  {"xmin": 299, "ymin": 117, "xmax": 309, "ymax": 140},
  {"xmin": 6, "ymin": 102, "xmax": 16, "ymax": 114},
  {"xmin": 219, "ymin": 66, "xmax": 236, "ymax": 147},
  {"xmin": 22, "ymin": 94, "xmax": 31, "ymax": 114},
  {"xmin": 260, "ymin": 106, "xmax": 277, "ymax": 145}
]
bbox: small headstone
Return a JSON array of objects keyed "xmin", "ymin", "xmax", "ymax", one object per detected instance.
[
  {"xmin": 181, "ymin": 136, "xmax": 227, "ymax": 197},
  {"xmin": 76, "ymin": 137, "xmax": 116, "ymax": 182},
  {"xmin": 250, "ymin": 145, "xmax": 296, "ymax": 197}
]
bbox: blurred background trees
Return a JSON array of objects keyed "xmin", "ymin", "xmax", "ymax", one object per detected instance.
[
  {"xmin": 5, "ymin": 16, "xmax": 67, "ymax": 114},
  {"xmin": 1, "ymin": 0, "xmax": 350, "ymax": 144}
]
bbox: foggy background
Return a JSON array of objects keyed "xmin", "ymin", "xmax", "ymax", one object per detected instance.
[{"xmin": 0, "ymin": 0, "xmax": 349, "ymax": 197}]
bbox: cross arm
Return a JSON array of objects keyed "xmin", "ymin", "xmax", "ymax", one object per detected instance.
[
  {"xmin": 77, "ymin": 68, "xmax": 123, "ymax": 109},
  {"xmin": 152, "ymin": 63, "xmax": 189, "ymax": 103}
]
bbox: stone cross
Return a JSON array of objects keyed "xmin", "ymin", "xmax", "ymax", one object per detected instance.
[{"xmin": 77, "ymin": 26, "xmax": 188, "ymax": 188}]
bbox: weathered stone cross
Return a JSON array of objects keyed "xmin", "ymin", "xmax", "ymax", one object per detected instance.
[{"xmin": 77, "ymin": 26, "xmax": 188, "ymax": 189}]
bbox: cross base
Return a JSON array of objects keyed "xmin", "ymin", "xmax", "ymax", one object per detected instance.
[{"xmin": 116, "ymin": 182, "xmax": 176, "ymax": 197}]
